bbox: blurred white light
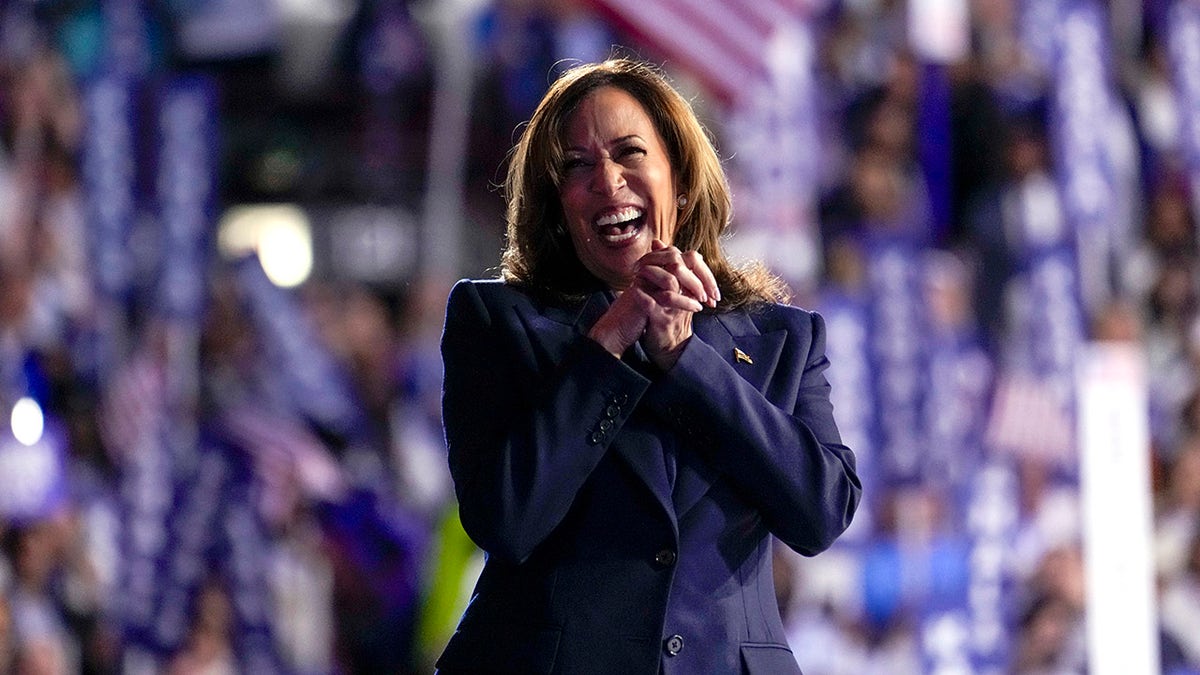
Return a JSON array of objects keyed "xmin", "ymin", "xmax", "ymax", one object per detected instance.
[
  {"xmin": 11, "ymin": 397, "xmax": 44, "ymax": 447},
  {"xmin": 218, "ymin": 204, "xmax": 314, "ymax": 288},
  {"xmin": 259, "ymin": 215, "xmax": 313, "ymax": 288},
  {"xmin": 908, "ymin": 0, "xmax": 969, "ymax": 63}
]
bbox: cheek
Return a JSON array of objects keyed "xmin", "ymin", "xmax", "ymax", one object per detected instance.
[
  {"xmin": 559, "ymin": 183, "xmax": 590, "ymax": 224},
  {"xmin": 561, "ymin": 210, "xmax": 595, "ymax": 252}
]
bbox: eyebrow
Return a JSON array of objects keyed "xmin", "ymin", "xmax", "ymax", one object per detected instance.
[{"xmin": 565, "ymin": 134, "xmax": 643, "ymax": 153}]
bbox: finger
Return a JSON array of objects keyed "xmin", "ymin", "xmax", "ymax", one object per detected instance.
[
  {"xmin": 681, "ymin": 250, "xmax": 720, "ymax": 306},
  {"xmin": 648, "ymin": 289, "xmax": 704, "ymax": 313},
  {"xmin": 634, "ymin": 264, "xmax": 680, "ymax": 294},
  {"xmin": 640, "ymin": 246, "xmax": 708, "ymax": 304},
  {"xmin": 613, "ymin": 284, "xmax": 660, "ymax": 317}
]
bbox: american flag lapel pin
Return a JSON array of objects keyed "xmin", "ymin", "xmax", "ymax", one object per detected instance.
[{"xmin": 733, "ymin": 347, "xmax": 753, "ymax": 365}]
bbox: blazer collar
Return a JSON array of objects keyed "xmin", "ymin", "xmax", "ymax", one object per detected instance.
[{"xmin": 539, "ymin": 290, "xmax": 611, "ymax": 331}]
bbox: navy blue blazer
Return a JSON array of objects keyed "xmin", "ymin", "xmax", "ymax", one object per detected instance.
[{"xmin": 436, "ymin": 279, "xmax": 860, "ymax": 675}]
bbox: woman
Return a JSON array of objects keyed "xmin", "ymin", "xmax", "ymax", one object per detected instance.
[{"xmin": 437, "ymin": 58, "xmax": 860, "ymax": 674}]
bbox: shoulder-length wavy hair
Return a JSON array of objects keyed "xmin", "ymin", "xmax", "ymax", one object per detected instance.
[{"xmin": 499, "ymin": 58, "xmax": 787, "ymax": 309}]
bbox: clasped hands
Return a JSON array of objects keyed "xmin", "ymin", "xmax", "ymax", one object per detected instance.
[{"xmin": 588, "ymin": 239, "xmax": 721, "ymax": 371}]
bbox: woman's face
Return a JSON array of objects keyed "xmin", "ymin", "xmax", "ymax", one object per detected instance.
[{"xmin": 558, "ymin": 86, "xmax": 678, "ymax": 290}]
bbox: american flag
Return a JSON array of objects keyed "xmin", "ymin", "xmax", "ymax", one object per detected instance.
[
  {"xmin": 984, "ymin": 370, "xmax": 1074, "ymax": 464},
  {"xmin": 586, "ymin": 0, "xmax": 822, "ymax": 105},
  {"xmin": 219, "ymin": 403, "xmax": 348, "ymax": 524}
]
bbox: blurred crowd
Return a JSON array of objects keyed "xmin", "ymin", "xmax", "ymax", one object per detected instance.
[{"xmin": 2, "ymin": 0, "xmax": 1200, "ymax": 673}]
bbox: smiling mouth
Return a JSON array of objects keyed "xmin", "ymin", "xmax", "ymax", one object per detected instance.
[{"xmin": 593, "ymin": 206, "xmax": 645, "ymax": 244}]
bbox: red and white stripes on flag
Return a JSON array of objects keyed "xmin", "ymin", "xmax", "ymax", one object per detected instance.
[
  {"xmin": 984, "ymin": 371, "xmax": 1074, "ymax": 464},
  {"xmin": 588, "ymin": 0, "xmax": 817, "ymax": 105},
  {"xmin": 220, "ymin": 405, "xmax": 347, "ymax": 523}
]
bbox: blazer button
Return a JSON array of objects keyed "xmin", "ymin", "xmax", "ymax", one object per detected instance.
[
  {"xmin": 664, "ymin": 634, "xmax": 684, "ymax": 656},
  {"xmin": 599, "ymin": 419, "xmax": 613, "ymax": 432},
  {"xmin": 589, "ymin": 431, "xmax": 605, "ymax": 444},
  {"xmin": 605, "ymin": 404, "xmax": 619, "ymax": 418},
  {"xmin": 654, "ymin": 549, "xmax": 676, "ymax": 567},
  {"xmin": 613, "ymin": 393, "xmax": 628, "ymax": 405}
]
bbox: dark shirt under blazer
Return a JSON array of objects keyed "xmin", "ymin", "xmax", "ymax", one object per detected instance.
[{"xmin": 436, "ymin": 279, "xmax": 861, "ymax": 674}]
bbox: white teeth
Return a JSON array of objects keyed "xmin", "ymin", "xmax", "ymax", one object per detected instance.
[
  {"xmin": 601, "ymin": 229, "xmax": 639, "ymax": 243},
  {"xmin": 595, "ymin": 207, "xmax": 643, "ymax": 227}
]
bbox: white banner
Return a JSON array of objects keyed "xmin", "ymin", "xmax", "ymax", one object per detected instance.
[{"xmin": 1076, "ymin": 342, "xmax": 1158, "ymax": 675}]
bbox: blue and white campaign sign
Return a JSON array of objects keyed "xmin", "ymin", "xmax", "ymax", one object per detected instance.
[
  {"xmin": 1169, "ymin": 0, "xmax": 1200, "ymax": 217},
  {"xmin": 115, "ymin": 390, "xmax": 173, "ymax": 657},
  {"xmin": 155, "ymin": 74, "xmax": 218, "ymax": 322},
  {"xmin": 234, "ymin": 255, "xmax": 365, "ymax": 440},
  {"xmin": 82, "ymin": 76, "xmax": 137, "ymax": 302},
  {"xmin": 920, "ymin": 253, "xmax": 993, "ymax": 497},
  {"xmin": 152, "ymin": 442, "xmax": 232, "ymax": 652},
  {"xmin": 819, "ymin": 289, "xmax": 875, "ymax": 538},
  {"xmin": 865, "ymin": 234, "xmax": 929, "ymax": 486},
  {"xmin": 1052, "ymin": 0, "xmax": 1114, "ymax": 234},
  {"xmin": 1051, "ymin": 0, "xmax": 1119, "ymax": 312},
  {"xmin": 81, "ymin": 73, "xmax": 140, "ymax": 383},
  {"xmin": 918, "ymin": 462, "xmax": 1019, "ymax": 675}
]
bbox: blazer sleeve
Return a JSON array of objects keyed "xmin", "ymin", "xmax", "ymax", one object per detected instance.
[
  {"xmin": 440, "ymin": 280, "xmax": 652, "ymax": 564},
  {"xmin": 643, "ymin": 308, "xmax": 861, "ymax": 556}
]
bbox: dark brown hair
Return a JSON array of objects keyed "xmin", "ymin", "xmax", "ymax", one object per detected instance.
[{"xmin": 499, "ymin": 58, "xmax": 787, "ymax": 309}]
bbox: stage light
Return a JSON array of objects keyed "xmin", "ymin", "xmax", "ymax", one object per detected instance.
[
  {"xmin": 11, "ymin": 396, "xmax": 44, "ymax": 447},
  {"xmin": 218, "ymin": 204, "xmax": 313, "ymax": 288}
]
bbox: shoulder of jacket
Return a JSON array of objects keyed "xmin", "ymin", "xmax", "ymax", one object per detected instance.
[
  {"xmin": 452, "ymin": 278, "xmax": 514, "ymax": 298},
  {"xmin": 449, "ymin": 278, "xmax": 538, "ymax": 313},
  {"xmin": 742, "ymin": 301, "xmax": 818, "ymax": 331}
]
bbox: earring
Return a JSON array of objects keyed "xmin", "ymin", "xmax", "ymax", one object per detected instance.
[{"xmin": 677, "ymin": 195, "xmax": 688, "ymax": 208}]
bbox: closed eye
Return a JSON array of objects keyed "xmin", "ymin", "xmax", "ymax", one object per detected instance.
[{"xmin": 562, "ymin": 156, "xmax": 590, "ymax": 172}]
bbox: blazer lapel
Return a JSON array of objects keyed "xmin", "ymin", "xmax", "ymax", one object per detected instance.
[
  {"xmin": 513, "ymin": 292, "xmax": 606, "ymax": 369},
  {"xmin": 514, "ymin": 292, "xmax": 677, "ymax": 526},
  {"xmin": 703, "ymin": 311, "xmax": 787, "ymax": 394},
  {"xmin": 671, "ymin": 310, "xmax": 787, "ymax": 517}
]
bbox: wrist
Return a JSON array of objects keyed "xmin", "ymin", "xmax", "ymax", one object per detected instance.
[
  {"xmin": 588, "ymin": 327, "xmax": 625, "ymax": 360},
  {"xmin": 650, "ymin": 336, "xmax": 690, "ymax": 371}
]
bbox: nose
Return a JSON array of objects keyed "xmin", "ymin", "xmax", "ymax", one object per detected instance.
[{"xmin": 589, "ymin": 158, "xmax": 624, "ymax": 196}]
